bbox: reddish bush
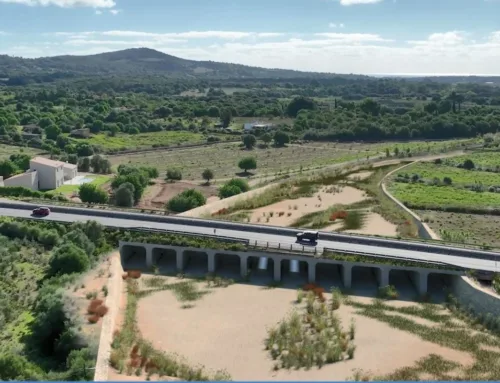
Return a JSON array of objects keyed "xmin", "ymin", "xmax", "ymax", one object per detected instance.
[
  {"xmin": 128, "ymin": 270, "xmax": 142, "ymax": 279},
  {"xmin": 313, "ymin": 287, "xmax": 325, "ymax": 296},
  {"xmin": 88, "ymin": 314, "xmax": 99, "ymax": 324},
  {"xmin": 122, "ymin": 273, "xmax": 129, "ymax": 280},
  {"xmin": 95, "ymin": 305, "xmax": 109, "ymax": 317},
  {"xmin": 87, "ymin": 299, "xmax": 104, "ymax": 314},
  {"xmin": 330, "ymin": 210, "xmax": 348, "ymax": 221},
  {"xmin": 145, "ymin": 360, "xmax": 158, "ymax": 372},
  {"xmin": 129, "ymin": 357, "xmax": 140, "ymax": 368},
  {"xmin": 130, "ymin": 344, "xmax": 139, "ymax": 358},
  {"xmin": 303, "ymin": 283, "xmax": 317, "ymax": 291},
  {"xmin": 140, "ymin": 356, "xmax": 148, "ymax": 368}
]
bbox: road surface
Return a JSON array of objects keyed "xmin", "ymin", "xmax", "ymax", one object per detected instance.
[{"xmin": 0, "ymin": 203, "xmax": 498, "ymax": 272}]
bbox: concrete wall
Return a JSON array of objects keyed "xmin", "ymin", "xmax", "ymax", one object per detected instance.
[
  {"xmin": 451, "ymin": 275, "xmax": 500, "ymax": 316},
  {"xmin": 30, "ymin": 160, "xmax": 64, "ymax": 190},
  {"xmin": 119, "ymin": 241, "xmax": 462, "ymax": 295},
  {"xmin": 63, "ymin": 165, "xmax": 77, "ymax": 181},
  {"xmin": 3, "ymin": 171, "xmax": 39, "ymax": 191}
]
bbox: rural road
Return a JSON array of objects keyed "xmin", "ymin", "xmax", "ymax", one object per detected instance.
[{"xmin": 0, "ymin": 201, "xmax": 499, "ymax": 272}]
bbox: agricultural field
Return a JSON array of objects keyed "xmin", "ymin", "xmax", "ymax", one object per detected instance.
[
  {"xmin": 0, "ymin": 144, "xmax": 41, "ymax": 160},
  {"xmin": 444, "ymin": 151, "xmax": 500, "ymax": 170},
  {"xmin": 109, "ymin": 142, "xmax": 381, "ymax": 181},
  {"xmin": 82, "ymin": 131, "xmax": 211, "ymax": 151},
  {"xmin": 416, "ymin": 210, "xmax": 500, "ymax": 249},
  {"xmin": 389, "ymin": 153, "xmax": 500, "ymax": 211}
]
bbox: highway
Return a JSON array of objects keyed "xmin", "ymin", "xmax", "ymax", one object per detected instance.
[{"xmin": 0, "ymin": 201, "xmax": 499, "ymax": 272}]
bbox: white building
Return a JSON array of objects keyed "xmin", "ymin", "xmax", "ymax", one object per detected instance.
[
  {"xmin": 243, "ymin": 121, "xmax": 273, "ymax": 133},
  {"xmin": 63, "ymin": 163, "xmax": 78, "ymax": 181},
  {"xmin": 29, "ymin": 157, "xmax": 66, "ymax": 190},
  {"xmin": 3, "ymin": 170, "xmax": 39, "ymax": 190}
]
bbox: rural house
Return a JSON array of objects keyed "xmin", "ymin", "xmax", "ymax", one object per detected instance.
[
  {"xmin": 243, "ymin": 121, "xmax": 274, "ymax": 133},
  {"xmin": 70, "ymin": 128, "xmax": 91, "ymax": 138},
  {"xmin": 29, "ymin": 157, "xmax": 66, "ymax": 190},
  {"xmin": 63, "ymin": 162, "xmax": 78, "ymax": 180},
  {"xmin": 2, "ymin": 170, "xmax": 39, "ymax": 190}
]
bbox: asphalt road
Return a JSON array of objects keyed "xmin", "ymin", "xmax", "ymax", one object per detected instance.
[{"xmin": 0, "ymin": 205, "xmax": 498, "ymax": 272}]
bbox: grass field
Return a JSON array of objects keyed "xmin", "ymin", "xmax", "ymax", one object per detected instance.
[
  {"xmin": 55, "ymin": 175, "xmax": 111, "ymax": 195},
  {"xmin": 443, "ymin": 151, "xmax": 500, "ymax": 170},
  {"xmin": 0, "ymin": 144, "xmax": 41, "ymax": 160},
  {"xmin": 82, "ymin": 131, "xmax": 209, "ymax": 151}
]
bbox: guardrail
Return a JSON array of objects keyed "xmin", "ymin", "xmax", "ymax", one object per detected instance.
[
  {"xmin": 129, "ymin": 227, "xmax": 249, "ymax": 245},
  {"xmin": 2, "ymin": 199, "xmax": 500, "ymax": 263}
]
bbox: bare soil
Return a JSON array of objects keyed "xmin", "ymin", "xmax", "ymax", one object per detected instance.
[
  {"xmin": 138, "ymin": 180, "xmax": 218, "ymax": 209},
  {"xmin": 136, "ymin": 284, "xmax": 473, "ymax": 381}
]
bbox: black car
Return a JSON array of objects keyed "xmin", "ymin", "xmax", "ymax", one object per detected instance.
[
  {"xmin": 32, "ymin": 206, "xmax": 51, "ymax": 216},
  {"xmin": 296, "ymin": 230, "xmax": 319, "ymax": 243}
]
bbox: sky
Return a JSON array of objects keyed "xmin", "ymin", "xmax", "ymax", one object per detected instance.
[{"xmin": 0, "ymin": 0, "xmax": 500, "ymax": 75}]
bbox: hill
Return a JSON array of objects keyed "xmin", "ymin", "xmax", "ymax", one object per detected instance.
[{"xmin": 0, "ymin": 47, "xmax": 358, "ymax": 81}]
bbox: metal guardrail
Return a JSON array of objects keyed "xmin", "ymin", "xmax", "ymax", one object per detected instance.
[{"xmin": 129, "ymin": 226, "xmax": 249, "ymax": 245}]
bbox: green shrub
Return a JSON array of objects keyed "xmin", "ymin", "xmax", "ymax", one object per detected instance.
[
  {"xmin": 167, "ymin": 189, "xmax": 206, "ymax": 213},
  {"xmin": 49, "ymin": 243, "xmax": 90, "ymax": 276}
]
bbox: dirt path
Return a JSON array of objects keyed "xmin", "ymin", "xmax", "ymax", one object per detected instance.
[{"xmin": 93, "ymin": 252, "xmax": 124, "ymax": 382}]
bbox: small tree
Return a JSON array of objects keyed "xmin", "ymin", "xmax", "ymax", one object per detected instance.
[
  {"xmin": 79, "ymin": 183, "xmax": 109, "ymax": 204},
  {"xmin": 273, "ymin": 131, "xmax": 290, "ymax": 147},
  {"xmin": 242, "ymin": 134, "xmax": 257, "ymax": 149},
  {"xmin": 261, "ymin": 132, "xmax": 272, "ymax": 147},
  {"xmin": 49, "ymin": 243, "xmax": 90, "ymax": 276},
  {"xmin": 202, "ymin": 169, "xmax": 214, "ymax": 185},
  {"xmin": 167, "ymin": 189, "xmax": 206, "ymax": 213},
  {"xmin": 115, "ymin": 183, "xmax": 135, "ymax": 207},
  {"xmin": 443, "ymin": 177, "xmax": 453, "ymax": 185},
  {"xmin": 166, "ymin": 168, "xmax": 182, "ymax": 182},
  {"xmin": 219, "ymin": 185, "xmax": 242, "ymax": 199},
  {"xmin": 238, "ymin": 157, "xmax": 257, "ymax": 174},
  {"xmin": 463, "ymin": 159, "xmax": 475, "ymax": 170}
]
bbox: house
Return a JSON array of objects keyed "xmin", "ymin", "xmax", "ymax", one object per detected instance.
[
  {"xmin": 29, "ymin": 157, "xmax": 66, "ymax": 190},
  {"xmin": 243, "ymin": 121, "xmax": 274, "ymax": 133},
  {"xmin": 3, "ymin": 170, "xmax": 38, "ymax": 190},
  {"xmin": 70, "ymin": 128, "xmax": 90, "ymax": 138},
  {"xmin": 22, "ymin": 124, "xmax": 41, "ymax": 133},
  {"xmin": 22, "ymin": 132, "xmax": 42, "ymax": 141},
  {"xmin": 63, "ymin": 162, "xmax": 78, "ymax": 181}
]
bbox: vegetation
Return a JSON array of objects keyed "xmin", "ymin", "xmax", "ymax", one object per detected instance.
[
  {"xmin": 166, "ymin": 189, "xmax": 206, "ymax": 213},
  {"xmin": 265, "ymin": 290, "xmax": 355, "ymax": 370},
  {"xmin": 218, "ymin": 178, "xmax": 250, "ymax": 199},
  {"xmin": 0, "ymin": 218, "xmax": 109, "ymax": 381},
  {"xmin": 238, "ymin": 156, "xmax": 257, "ymax": 174}
]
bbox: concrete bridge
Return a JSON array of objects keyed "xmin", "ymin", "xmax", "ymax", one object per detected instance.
[{"xmin": 119, "ymin": 241, "xmax": 464, "ymax": 296}]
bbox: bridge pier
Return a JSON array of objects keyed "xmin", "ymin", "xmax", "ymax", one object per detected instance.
[
  {"xmin": 308, "ymin": 260, "xmax": 317, "ymax": 284},
  {"xmin": 274, "ymin": 259, "xmax": 281, "ymax": 282},
  {"xmin": 378, "ymin": 267, "xmax": 390, "ymax": 288},
  {"xmin": 207, "ymin": 251, "xmax": 216, "ymax": 274},
  {"xmin": 240, "ymin": 255, "xmax": 248, "ymax": 278},
  {"xmin": 410, "ymin": 270, "xmax": 429, "ymax": 295},
  {"xmin": 178, "ymin": 250, "xmax": 188, "ymax": 271},
  {"xmin": 342, "ymin": 264, "xmax": 352, "ymax": 289}
]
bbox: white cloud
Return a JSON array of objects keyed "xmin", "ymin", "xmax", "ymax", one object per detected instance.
[
  {"xmin": 408, "ymin": 31, "xmax": 466, "ymax": 46},
  {"xmin": 338, "ymin": 0, "xmax": 383, "ymax": 5},
  {"xmin": 109, "ymin": 8, "xmax": 120, "ymax": 14},
  {"xmin": 0, "ymin": 0, "xmax": 115, "ymax": 7},
  {"xmin": 314, "ymin": 32, "xmax": 391, "ymax": 43}
]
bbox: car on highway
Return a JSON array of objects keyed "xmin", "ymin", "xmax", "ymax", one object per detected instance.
[
  {"xmin": 296, "ymin": 230, "xmax": 319, "ymax": 243},
  {"xmin": 32, "ymin": 206, "xmax": 51, "ymax": 217}
]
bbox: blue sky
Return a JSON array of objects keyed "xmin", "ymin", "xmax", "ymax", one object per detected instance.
[{"xmin": 0, "ymin": 0, "xmax": 500, "ymax": 74}]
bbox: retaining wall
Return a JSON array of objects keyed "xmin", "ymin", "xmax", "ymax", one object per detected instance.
[{"xmin": 451, "ymin": 276, "xmax": 500, "ymax": 316}]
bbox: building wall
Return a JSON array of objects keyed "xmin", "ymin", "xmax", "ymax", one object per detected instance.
[
  {"xmin": 30, "ymin": 161, "xmax": 64, "ymax": 190},
  {"xmin": 451, "ymin": 275, "xmax": 500, "ymax": 316},
  {"xmin": 0, "ymin": 176, "xmax": 4, "ymax": 187},
  {"xmin": 63, "ymin": 166, "xmax": 77, "ymax": 181},
  {"xmin": 3, "ymin": 171, "xmax": 39, "ymax": 190}
]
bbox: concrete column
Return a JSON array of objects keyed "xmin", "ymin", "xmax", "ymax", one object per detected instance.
[
  {"xmin": 177, "ymin": 250, "xmax": 187, "ymax": 272},
  {"xmin": 274, "ymin": 258, "xmax": 282, "ymax": 282},
  {"xmin": 145, "ymin": 245, "xmax": 153, "ymax": 268},
  {"xmin": 308, "ymin": 261, "xmax": 316, "ymax": 284},
  {"xmin": 411, "ymin": 271, "xmax": 429, "ymax": 296},
  {"xmin": 342, "ymin": 264, "xmax": 352, "ymax": 289},
  {"xmin": 240, "ymin": 255, "xmax": 248, "ymax": 278},
  {"xmin": 378, "ymin": 267, "xmax": 390, "ymax": 288},
  {"xmin": 207, "ymin": 251, "xmax": 216, "ymax": 274}
]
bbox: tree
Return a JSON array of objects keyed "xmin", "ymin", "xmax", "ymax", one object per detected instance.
[
  {"xmin": 49, "ymin": 243, "xmax": 90, "ymax": 276},
  {"xmin": 115, "ymin": 183, "xmax": 135, "ymax": 207},
  {"xmin": 443, "ymin": 177, "xmax": 453, "ymax": 185},
  {"xmin": 0, "ymin": 160, "xmax": 18, "ymax": 179},
  {"xmin": 242, "ymin": 134, "xmax": 257, "ymax": 149},
  {"xmin": 238, "ymin": 157, "xmax": 257, "ymax": 174},
  {"xmin": 78, "ymin": 157, "xmax": 90, "ymax": 172},
  {"xmin": 9, "ymin": 154, "xmax": 30, "ymax": 171},
  {"xmin": 286, "ymin": 97, "xmax": 317, "ymax": 117},
  {"xmin": 219, "ymin": 184, "xmax": 242, "ymax": 199},
  {"xmin": 220, "ymin": 108, "xmax": 232, "ymax": 128},
  {"xmin": 202, "ymin": 169, "xmax": 214, "ymax": 184},
  {"xmin": 166, "ymin": 168, "xmax": 182, "ymax": 182},
  {"xmin": 226, "ymin": 178, "xmax": 250, "ymax": 192},
  {"xmin": 273, "ymin": 131, "xmax": 290, "ymax": 147},
  {"xmin": 261, "ymin": 132, "xmax": 272, "ymax": 146},
  {"xmin": 45, "ymin": 124, "xmax": 62, "ymax": 140},
  {"xmin": 79, "ymin": 183, "xmax": 109, "ymax": 204},
  {"xmin": 91, "ymin": 120, "xmax": 104, "ymax": 134},
  {"xmin": 61, "ymin": 230, "xmax": 95, "ymax": 258},
  {"xmin": 167, "ymin": 189, "xmax": 206, "ymax": 213},
  {"xmin": 463, "ymin": 159, "xmax": 475, "ymax": 170},
  {"xmin": 360, "ymin": 98, "xmax": 381, "ymax": 116}
]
